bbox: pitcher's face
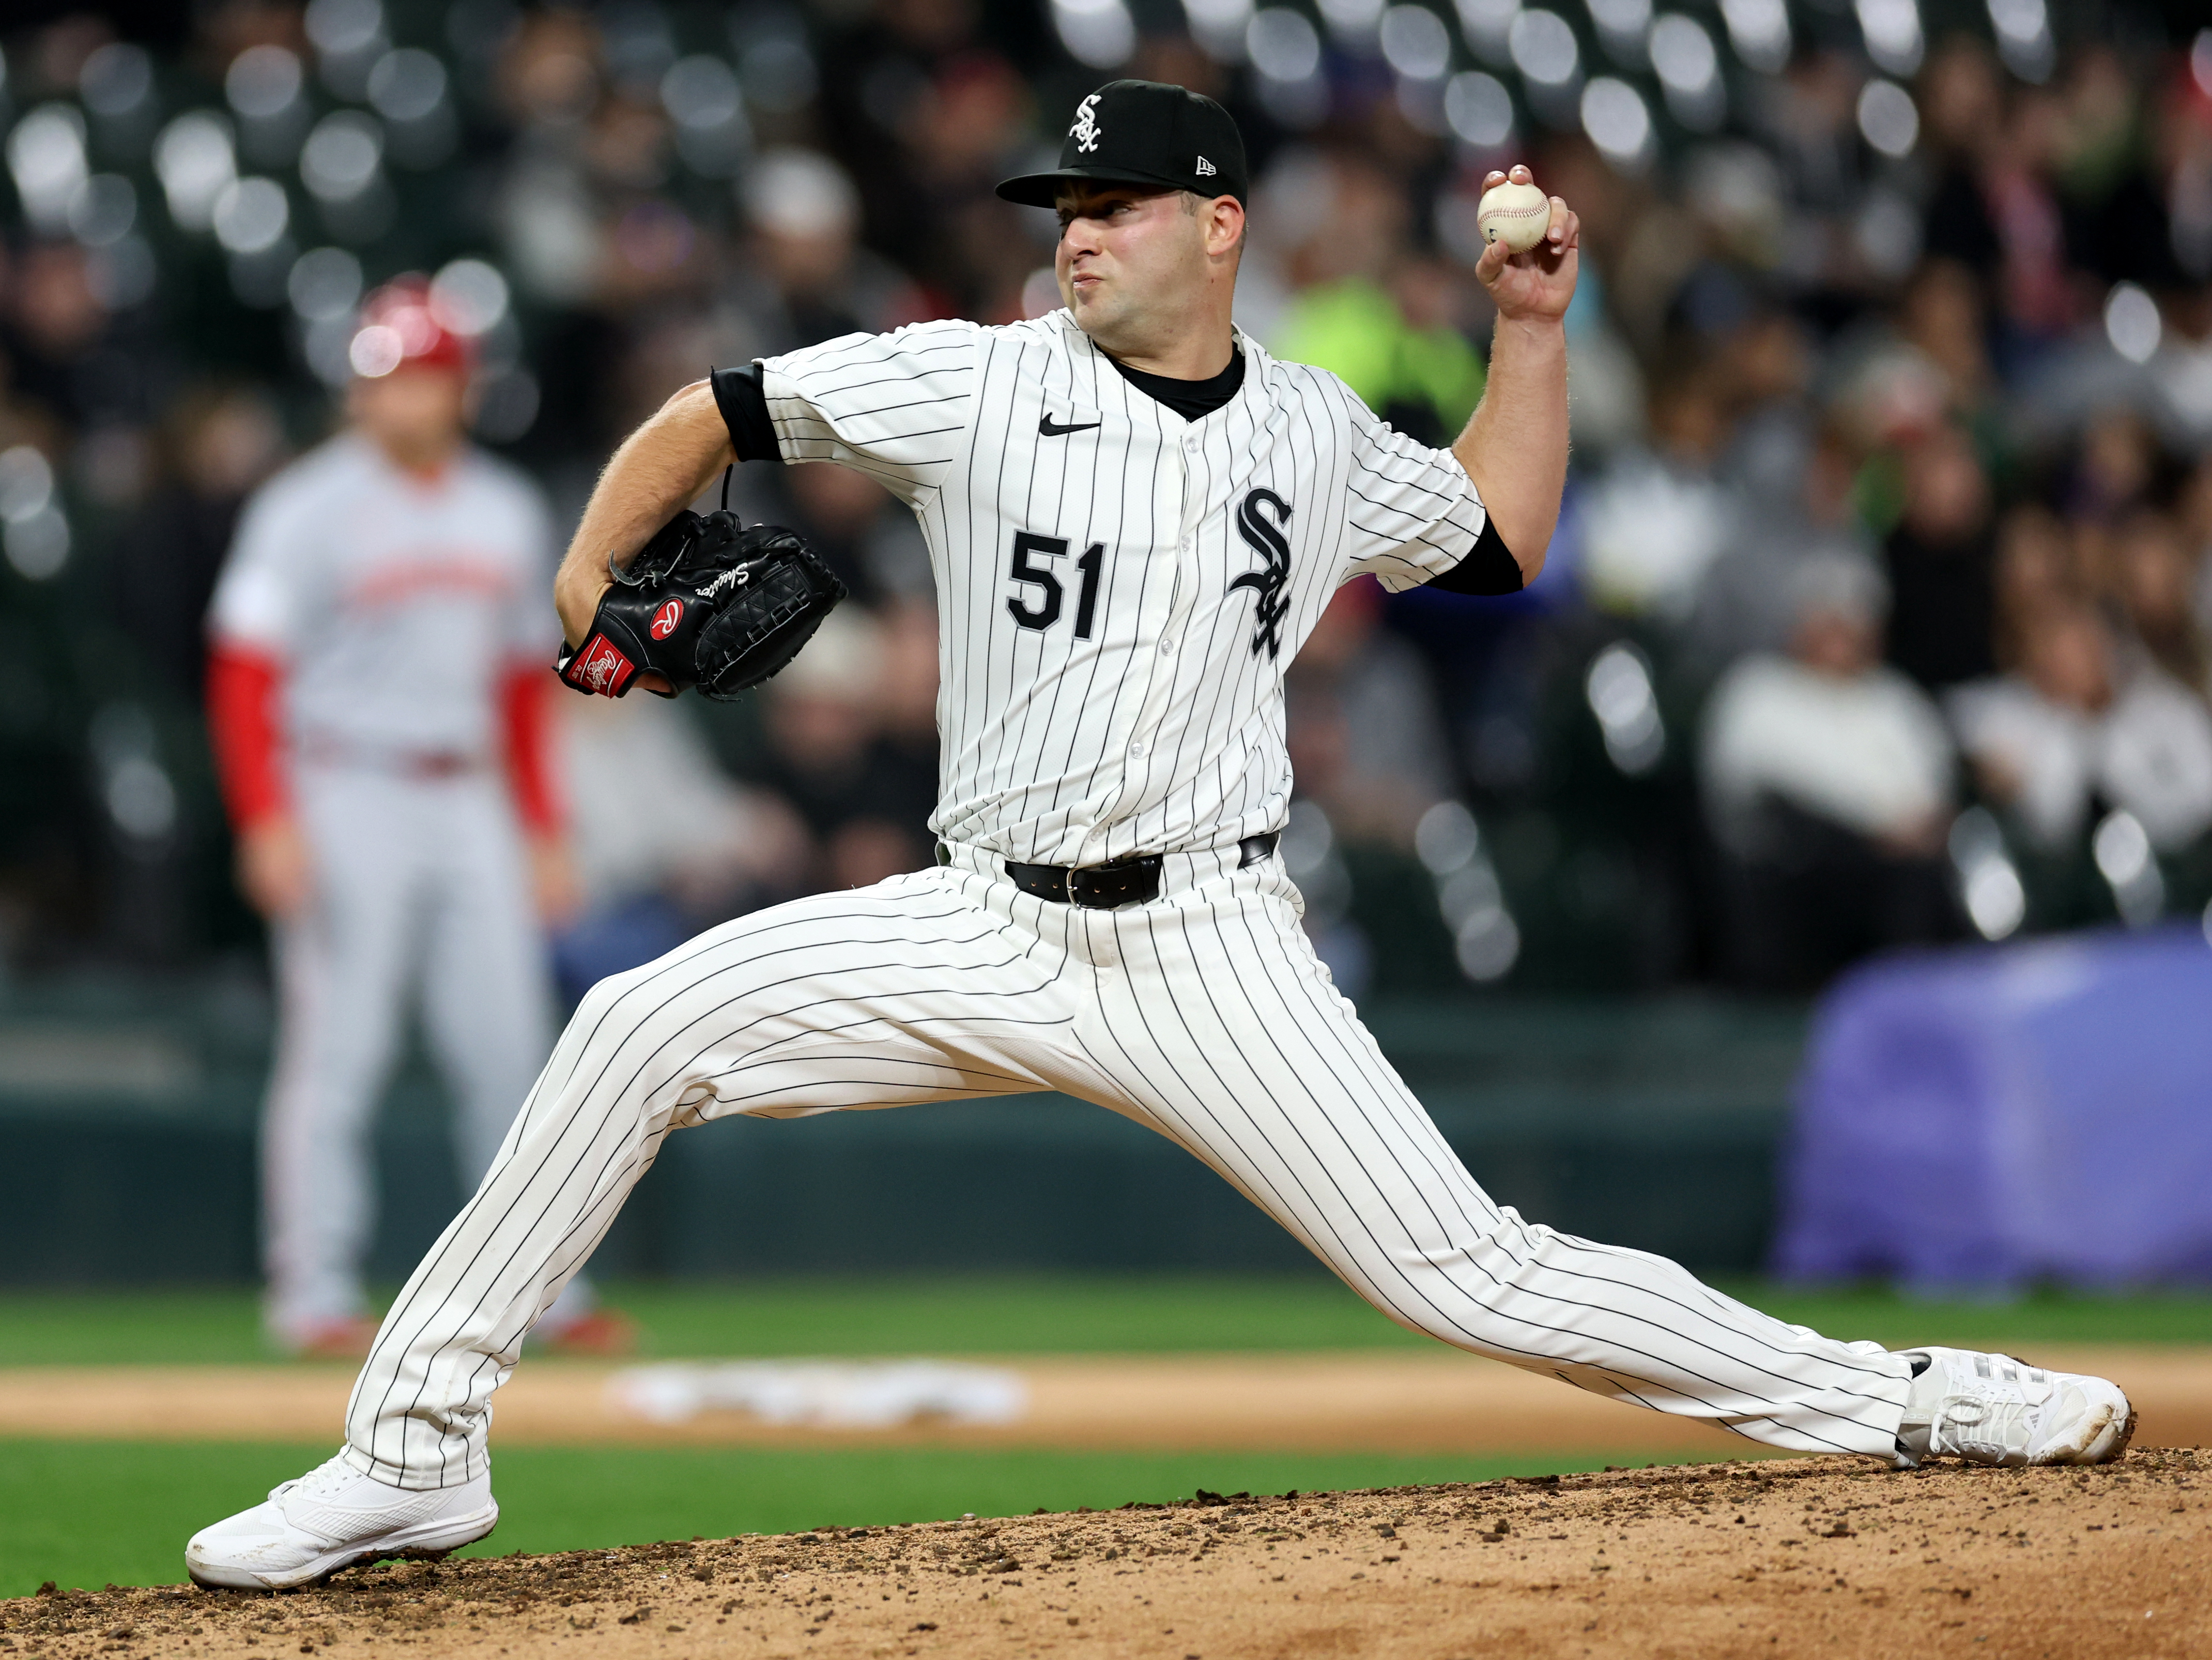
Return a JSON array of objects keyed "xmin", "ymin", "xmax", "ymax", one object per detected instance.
[{"xmin": 1054, "ymin": 185, "xmax": 1212, "ymax": 338}]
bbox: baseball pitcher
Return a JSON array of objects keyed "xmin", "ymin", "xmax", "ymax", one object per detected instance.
[{"xmin": 187, "ymin": 84, "xmax": 2131, "ymax": 1589}]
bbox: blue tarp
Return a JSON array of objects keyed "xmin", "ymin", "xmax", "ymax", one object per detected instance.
[{"xmin": 1773, "ymin": 923, "xmax": 2212, "ymax": 1290}]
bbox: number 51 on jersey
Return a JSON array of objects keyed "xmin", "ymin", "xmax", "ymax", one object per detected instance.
[{"xmin": 1006, "ymin": 532, "xmax": 1105, "ymax": 638}]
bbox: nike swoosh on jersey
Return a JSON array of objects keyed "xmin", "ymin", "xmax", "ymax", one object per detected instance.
[{"xmin": 1038, "ymin": 415, "xmax": 1103, "ymax": 437}]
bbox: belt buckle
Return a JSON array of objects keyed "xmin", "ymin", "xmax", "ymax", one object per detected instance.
[{"xmin": 1062, "ymin": 867, "xmax": 1079, "ymax": 906}]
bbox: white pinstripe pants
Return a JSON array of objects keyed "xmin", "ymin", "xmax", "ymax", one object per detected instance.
[{"xmin": 343, "ymin": 844, "xmax": 1910, "ymax": 1488}]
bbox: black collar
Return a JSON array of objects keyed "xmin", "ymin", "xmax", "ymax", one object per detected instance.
[{"xmin": 1107, "ymin": 346, "xmax": 1246, "ymax": 422}]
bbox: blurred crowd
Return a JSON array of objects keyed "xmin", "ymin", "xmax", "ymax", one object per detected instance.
[{"xmin": 2, "ymin": 0, "xmax": 2210, "ymax": 1000}]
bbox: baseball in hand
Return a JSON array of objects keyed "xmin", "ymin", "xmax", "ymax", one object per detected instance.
[{"xmin": 1476, "ymin": 179, "xmax": 1552, "ymax": 254}]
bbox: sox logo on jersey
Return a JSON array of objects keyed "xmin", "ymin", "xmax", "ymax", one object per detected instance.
[{"xmin": 1231, "ymin": 487, "xmax": 1293, "ymax": 659}]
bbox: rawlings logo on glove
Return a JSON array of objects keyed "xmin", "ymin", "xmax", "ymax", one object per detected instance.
[
  {"xmin": 556, "ymin": 507, "xmax": 848, "ymax": 702},
  {"xmin": 566, "ymin": 634, "xmax": 637, "ymax": 696}
]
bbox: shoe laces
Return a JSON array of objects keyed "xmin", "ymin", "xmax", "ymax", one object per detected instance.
[
  {"xmin": 269, "ymin": 1452, "xmax": 358, "ymax": 1506},
  {"xmin": 1929, "ymin": 1353, "xmax": 2055, "ymax": 1460}
]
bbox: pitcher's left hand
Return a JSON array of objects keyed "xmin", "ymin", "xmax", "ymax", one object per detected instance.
[{"xmin": 1474, "ymin": 165, "xmax": 1579, "ymax": 325}]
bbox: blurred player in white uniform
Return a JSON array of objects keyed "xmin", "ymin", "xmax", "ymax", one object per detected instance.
[{"xmin": 206, "ymin": 279, "xmax": 626, "ymax": 1358}]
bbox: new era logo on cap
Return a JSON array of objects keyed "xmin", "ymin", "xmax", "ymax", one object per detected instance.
[{"xmin": 997, "ymin": 80, "xmax": 1248, "ymax": 209}]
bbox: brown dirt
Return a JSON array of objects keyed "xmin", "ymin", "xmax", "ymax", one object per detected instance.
[
  {"xmin": 4, "ymin": 1347, "xmax": 2208, "ymax": 1457},
  {"xmin": 6, "ymin": 1449, "xmax": 2205, "ymax": 1660}
]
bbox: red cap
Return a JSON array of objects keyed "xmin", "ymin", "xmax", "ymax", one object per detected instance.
[{"xmin": 349, "ymin": 276, "xmax": 472, "ymax": 378}]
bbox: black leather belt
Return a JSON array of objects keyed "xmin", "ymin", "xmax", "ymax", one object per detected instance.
[
  {"xmin": 1005, "ymin": 854, "xmax": 1163, "ymax": 908},
  {"xmin": 939, "ymin": 832, "xmax": 1280, "ymax": 909}
]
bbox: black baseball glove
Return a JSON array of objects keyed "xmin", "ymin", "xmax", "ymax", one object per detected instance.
[{"xmin": 556, "ymin": 508, "xmax": 848, "ymax": 702}]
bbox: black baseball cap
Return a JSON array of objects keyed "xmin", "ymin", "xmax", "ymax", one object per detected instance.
[{"xmin": 996, "ymin": 80, "xmax": 1248, "ymax": 209}]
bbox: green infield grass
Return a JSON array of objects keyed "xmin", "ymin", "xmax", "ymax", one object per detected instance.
[
  {"xmin": 0, "ymin": 1275, "xmax": 2206, "ymax": 1368},
  {"xmin": 2, "ymin": 1276, "xmax": 2200, "ymax": 1597},
  {"xmin": 0, "ymin": 1438, "xmax": 1709, "ymax": 1598}
]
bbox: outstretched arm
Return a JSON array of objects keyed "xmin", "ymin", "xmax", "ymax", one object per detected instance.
[
  {"xmin": 553, "ymin": 379, "xmax": 734, "ymax": 647},
  {"xmin": 1450, "ymin": 164, "xmax": 1579, "ymax": 586}
]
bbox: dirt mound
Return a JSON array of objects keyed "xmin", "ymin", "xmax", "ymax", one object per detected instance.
[{"xmin": 7, "ymin": 1449, "xmax": 2205, "ymax": 1658}]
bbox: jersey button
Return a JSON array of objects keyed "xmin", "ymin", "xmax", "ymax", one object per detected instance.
[{"xmin": 1128, "ymin": 741, "xmax": 1146, "ymax": 757}]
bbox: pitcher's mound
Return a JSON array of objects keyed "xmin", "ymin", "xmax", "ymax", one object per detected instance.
[{"xmin": 10, "ymin": 1449, "xmax": 2206, "ymax": 1658}]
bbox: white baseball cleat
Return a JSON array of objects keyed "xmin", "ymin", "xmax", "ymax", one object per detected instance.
[
  {"xmin": 186, "ymin": 1452, "xmax": 498, "ymax": 1591},
  {"xmin": 1893, "ymin": 1347, "xmax": 2135, "ymax": 1469}
]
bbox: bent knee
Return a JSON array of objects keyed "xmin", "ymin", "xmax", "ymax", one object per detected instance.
[
  {"xmin": 552, "ymin": 976, "xmax": 748, "ymax": 1128},
  {"xmin": 565, "ymin": 952, "xmax": 691, "ymax": 1050}
]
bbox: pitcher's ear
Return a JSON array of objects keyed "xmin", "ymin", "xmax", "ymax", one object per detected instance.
[{"xmin": 1211, "ymin": 195, "xmax": 1247, "ymax": 257}]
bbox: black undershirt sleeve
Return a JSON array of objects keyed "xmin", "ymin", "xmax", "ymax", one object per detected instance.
[
  {"xmin": 709, "ymin": 363, "xmax": 779, "ymax": 464},
  {"xmin": 1424, "ymin": 518, "xmax": 1524, "ymax": 595}
]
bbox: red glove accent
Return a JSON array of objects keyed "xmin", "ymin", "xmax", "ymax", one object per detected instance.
[
  {"xmin": 500, "ymin": 662, "xmax": 564, "ymax": 835},
  {"xmin": 206, "ymin": 643, "xmax": 290, "ymax": 829}
]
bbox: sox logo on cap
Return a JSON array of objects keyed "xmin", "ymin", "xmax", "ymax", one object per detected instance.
[{"xmin": 1070, "ymin": 94, "xmax": 1102, "ymax": 153}]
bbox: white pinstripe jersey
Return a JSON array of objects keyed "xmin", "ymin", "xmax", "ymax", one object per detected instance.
[{"xmin": 757, "ymin": 309, "xmax": 1487, "ymax": 866}]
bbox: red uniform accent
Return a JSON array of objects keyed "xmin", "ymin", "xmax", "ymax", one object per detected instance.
[
  {"xmin": 206, "ymin": 642, "xmax": 290, "ymax": 829},
  {"xmin": 211, "ymin": 644, "xmax": 562, "ymax": 835},
  {"xmin": 498, "ymin": 663, "xmax": 563, "ymax": 835}
]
